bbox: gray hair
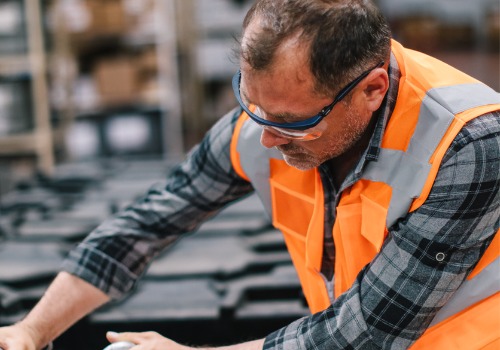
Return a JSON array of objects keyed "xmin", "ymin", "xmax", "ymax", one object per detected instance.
[{"xmin": 240, "ymin": 0, "xmax": 391, "ymax": 95}]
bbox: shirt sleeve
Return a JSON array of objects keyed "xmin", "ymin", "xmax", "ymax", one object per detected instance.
[
  {"xmin": 61, "ymin": 107, "xmax": 253, "ymax": 300},
  {"xmin": 264, "ymin": 112, "xmax": 500, "ymax": 350}
]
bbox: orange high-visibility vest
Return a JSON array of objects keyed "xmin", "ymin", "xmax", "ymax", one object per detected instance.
[{"xmin": 230, "ymin": 40, "xmax": 500, "ymax": 349}]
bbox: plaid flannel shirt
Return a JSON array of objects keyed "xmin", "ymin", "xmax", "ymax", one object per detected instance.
[{"xmin": 63, "ymin": 56, "xmax": 500, "ymax": 349}]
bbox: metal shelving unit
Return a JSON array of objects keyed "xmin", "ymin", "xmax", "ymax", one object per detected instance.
[
  {"xmin": 48, "ymin": 0, "xmax": 185, "ymax": 162},
  {"xmin": 0, "ymin": 0, "xmax": 54, "ymax": 175}
]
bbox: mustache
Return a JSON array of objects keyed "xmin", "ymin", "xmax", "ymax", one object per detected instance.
[{"xmin": 276, "ymin": 144, "xmax": 302, "ymax": 154}]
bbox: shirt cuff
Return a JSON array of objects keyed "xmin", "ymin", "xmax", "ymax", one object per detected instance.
[{"xmin": 61, "ymin": 243, "xmax": 138, "ymax": 300}]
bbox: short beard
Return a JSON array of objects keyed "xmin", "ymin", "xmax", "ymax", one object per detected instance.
[
  {"xmin": 282, "ymin": 153, "xmax": 318, "ymax": 171},
  {"xmin": 278, "ymin": 103, "xmax": 369, "ymax": 171}
]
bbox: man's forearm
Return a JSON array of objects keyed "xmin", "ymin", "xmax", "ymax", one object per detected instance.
[{"xmin": 19, "ymin": 271, "xmax": 110, "ymax": 348}]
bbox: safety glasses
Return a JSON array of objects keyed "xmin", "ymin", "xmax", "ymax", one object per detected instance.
[{"xmin": 232, "ymin": 61, "xmax": 384, "ymax": 141}]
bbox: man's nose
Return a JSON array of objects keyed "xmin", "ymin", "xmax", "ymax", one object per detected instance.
[{"xmin": 260, "ymin": 128, "xmax": 291, "ymax": 148}]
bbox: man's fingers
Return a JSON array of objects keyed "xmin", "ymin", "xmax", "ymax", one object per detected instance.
[{"xmin": 107, "ymin": 331, "xmax": 141, "ymax": 342}]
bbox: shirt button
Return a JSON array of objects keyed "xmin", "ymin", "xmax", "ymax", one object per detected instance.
[{"xmin": 435, "ymin": 252, "xmax": 446, "ymax": 262}]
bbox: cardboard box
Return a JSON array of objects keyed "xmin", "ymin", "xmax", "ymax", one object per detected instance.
[
  {"xmin": 93, "ymin": 56, "xmax": 137, "ymax": 106},
  {"xmin": 85, "ymin": 0, "xmax": 128, "ymax": 36}
]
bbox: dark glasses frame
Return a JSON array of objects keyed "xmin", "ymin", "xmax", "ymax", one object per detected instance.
[{"xmin": 232, "ymin": 61, "xmax": 384, "ymax": 131}]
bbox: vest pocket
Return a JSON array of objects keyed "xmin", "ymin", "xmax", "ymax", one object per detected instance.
[{"xmin": 270, "ymin": 179, "xmax": 314, "ymax": 240}]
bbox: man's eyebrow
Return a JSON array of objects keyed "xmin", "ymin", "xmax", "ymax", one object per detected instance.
[{"xmin": 272, "ymin": 108, "xmax": 310, "ymax": 121}]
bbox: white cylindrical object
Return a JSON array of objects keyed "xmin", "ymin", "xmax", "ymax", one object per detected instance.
[{"xmin": 102, "ymin": 341, "xmax": 136, "ymax": 350}]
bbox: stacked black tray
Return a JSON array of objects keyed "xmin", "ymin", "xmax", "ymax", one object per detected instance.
[{"xmin": 0, "ymin": 159, "xmax": 308, "ymax": 349}]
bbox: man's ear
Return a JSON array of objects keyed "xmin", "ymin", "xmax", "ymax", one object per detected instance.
[{"xmin": 362, "ymin": 67, "xmax": 389, "ymax": 112}]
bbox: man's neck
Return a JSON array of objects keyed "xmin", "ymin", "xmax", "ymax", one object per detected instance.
[{"xmin": 326, "ymin": 112, "xmax": 379, "ymax": 189}]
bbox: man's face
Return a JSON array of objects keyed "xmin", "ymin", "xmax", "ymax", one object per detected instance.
[{"xmin": 239, "ymin": 36, "xmax": 374, "ymax": 171}]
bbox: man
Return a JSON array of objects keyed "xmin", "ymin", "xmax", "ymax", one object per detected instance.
[{"xmin": 1, "ymin": 0, "xmax": 499, "ymax": 349}]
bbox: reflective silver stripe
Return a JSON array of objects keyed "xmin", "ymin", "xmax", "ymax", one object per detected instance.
[
  {"xmin": 430, "ymin": 256, "xmax": 500, "ymax": 326},
  {"xmin": 236, "ymin": 119, "xmax": 281, "ymax": 216},
  {"xmin": 363, "ymin": 82, "xmax": 499, "ymax": 227},
  {"xmin": 406, "ymin": 98, "xmax": 453, "ymax": 162},
  {"xmin": 408, "ymin": 83, "xmax": 500, "ymax": 161},
  {"xmin": 362, "ymin": 149, "xmax": 431, "ymax": 226},
  {"xmin": 427, "ymin": 83, "xmax": 500, "ymax": 115}
]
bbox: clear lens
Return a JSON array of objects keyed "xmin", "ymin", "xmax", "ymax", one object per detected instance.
[
  {"xmin": 254, "ymin": 106, "xmax": 326, "ymax": 141},
  {"xmin": 262, "ymin": 122, "xmax": 326, "ymax": 141}
]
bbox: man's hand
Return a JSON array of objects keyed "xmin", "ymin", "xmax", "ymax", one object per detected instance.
[
  {"xmin": 0, "ymin": 324, "xmax": 38, "ymax": 350},
  {"xmin": 106, "ymin": 331, "xmax": 189, "ymax": 350},
  {"xmin": 106, "ymin": 331, "xmax": 265, "ymax": 350}
]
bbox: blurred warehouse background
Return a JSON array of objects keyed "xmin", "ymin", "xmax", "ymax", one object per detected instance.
[
  {"xmin": 0, "ymin": 0, "xmax": 499, "ymax": 349},
  {"xmin": 0, "ymin": 0, "xmax": 255, "ymax": 191},
  {"xmin": 0, "ymin": 0, "xmax": 499, "ymax": 190}
]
